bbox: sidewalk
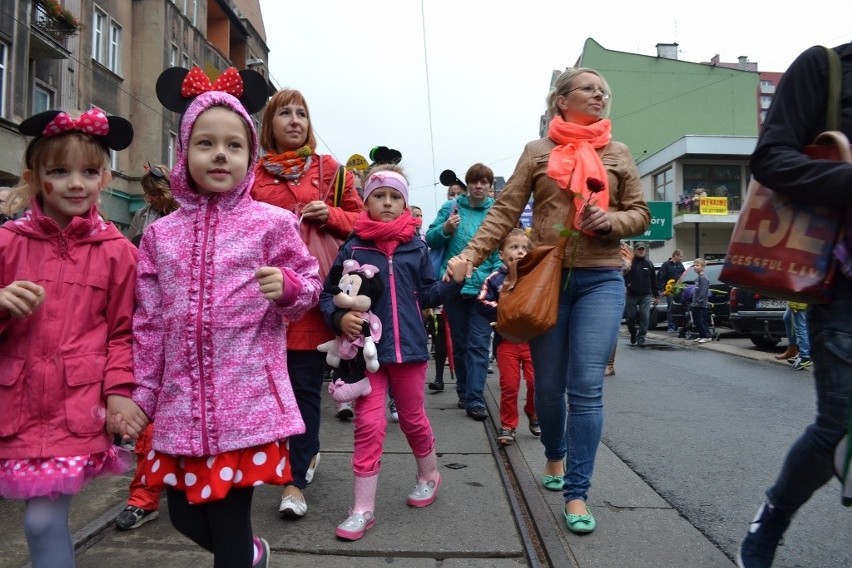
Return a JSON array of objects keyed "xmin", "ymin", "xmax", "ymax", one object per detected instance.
[{"xmin": 0, "ymin": 338, "xmax": 739, "ymax": 567}]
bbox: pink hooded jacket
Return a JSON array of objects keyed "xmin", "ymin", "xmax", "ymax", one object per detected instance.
[
  {"xmin": 132, "ymin": 91, "xmax": 322, "ymax": 456},
  {"xmin": 0, "ymin": 201, "xmax": 137, "ymax": 459}
]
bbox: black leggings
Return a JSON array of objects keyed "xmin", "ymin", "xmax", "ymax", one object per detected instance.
[
  {"xmin": 434, "ymin": 312, "xmax": 449, "ymax": 382},
  {"xmin": 166, "ymin": 486, "xmax": 254, "ymax": 568}
]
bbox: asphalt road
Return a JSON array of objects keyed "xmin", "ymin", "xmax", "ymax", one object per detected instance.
[{"xmin": 603, "ymin": 333, "xmax": 852, "ymax": 568}]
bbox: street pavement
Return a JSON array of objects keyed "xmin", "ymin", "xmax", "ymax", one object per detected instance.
[{"xmin": 0, "ymin": 329, "xmax": 791, "ymax": 568}]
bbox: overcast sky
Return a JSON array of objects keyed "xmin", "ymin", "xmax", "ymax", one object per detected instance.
[{"xmin": 257, "ymin": 0, "xmax": 850, "ymax": 226}]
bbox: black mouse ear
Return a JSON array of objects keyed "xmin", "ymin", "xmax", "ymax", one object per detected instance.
[
  {"xmin": 19, "ymin": 111, "xmax": 63, "ymax": 136},
  {"xmin": 238, "ymin": 69, "xmax": 268, "ymax": 115},
  {"xmin": 385, "ymin": 148, "xmax": 402, "ymax": 164},
  {"xmin": 370, "ymin": 146, "xmax": 388, "ymax": 162},
  {"xmin": 156, "ymin": 67, "xmax": 192, "ymax": 113},
  {"xmin": 439, "ymin": 169, "xmax": 458, "ymax": 187},
  {"xmin": 103, "ymin": 116, "xmax": 134, "ymax": 150}
]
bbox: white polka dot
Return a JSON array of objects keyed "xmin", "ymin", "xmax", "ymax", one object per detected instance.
[
  {"xmin": 69, "ymin": 459, "xmax": 77, "ymax": 467},
  {"xmin": 252, "ymin": 451, "xmax": 267, "ymax": 466},
  {"xmin": 206, "ymin": 457, "xmax": 215, "ymax": 469},
  {"xmin": 201, "ymin": 485, "xmax": 212, "ymax": 499},
  {"xmin": 219, "ymin": 467, "xmax": 234, "ymax": 481},
  {"xmin": 185, "ymin": 473, "xmax": 197, "ymax": 486},
  {"xmin": 151, "ymin": 459, "xmax": 161, "ymax": 473},
  {"xmin": 252, "ymin": 480, "xmax": 263, "ymax": 486},
  {"xmin": 147, "ymin": 450, "xmax": 155, "ymax": 461},
  {"xmin": 234, "ymin": 470, "xmax": 243, "ymax": 483},
  {"xmin": 140, "ymin": 475, "xmax": 147, "ymax": 485},
  {"xmin": 163, "ymin": 473, "xmax": 177, "ymax": 486}
]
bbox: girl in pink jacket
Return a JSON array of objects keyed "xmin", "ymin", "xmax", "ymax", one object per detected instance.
[
  {"xmin": 132, "ymin": 67, "xmax": 322, "ymax": 568},
  {"xmin": 0, "ymin": 108, "xmax": 146, "ymax": 568}
]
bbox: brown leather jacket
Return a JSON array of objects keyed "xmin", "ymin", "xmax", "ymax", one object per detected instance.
[{"xmin": 463, "ymin": 137, "xmax": 649, "ymax": 269}]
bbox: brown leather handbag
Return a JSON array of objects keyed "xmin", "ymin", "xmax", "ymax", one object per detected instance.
[{"xmin": 496, "ymin": 228, "xmax": 570, "ymax": 343}]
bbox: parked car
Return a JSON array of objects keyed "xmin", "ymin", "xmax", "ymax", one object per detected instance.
[
  {"xmin": 670, "ymin": 260, "xmax": 732, "ymax": 330},
  {"xmin": 728, "ymin": 287, "xmax": 787, "ymax": 349}
]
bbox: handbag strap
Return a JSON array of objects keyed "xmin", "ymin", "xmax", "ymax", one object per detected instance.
[
  {"xmin": 332, "ymin": 165, "xmax": 345, "ymax": 208},
  {"xmin": 824, "ymin": 46, "xmax": 841, "ymax": 130}
]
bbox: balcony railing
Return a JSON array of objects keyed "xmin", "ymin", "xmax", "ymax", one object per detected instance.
[{"xmin": 31, "ymin": 2, "xmax": 78, "ymax": 47}]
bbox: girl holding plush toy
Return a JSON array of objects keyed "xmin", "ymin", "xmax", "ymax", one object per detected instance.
[{"xmin": 320, "ymin": 164, "xmax": 467, "ymax": 541}]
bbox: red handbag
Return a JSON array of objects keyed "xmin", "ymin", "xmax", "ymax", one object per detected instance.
[{"xmin": 720, "ymin": 47, "xmax": 848, "ymax": 303}]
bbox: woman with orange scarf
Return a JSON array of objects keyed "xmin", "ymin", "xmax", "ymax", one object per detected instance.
[
  {"xmin": 251, "ymin": 89, "xmax": 363, "ymax": 519},
  {"xmin": 453, "ymin": 68, "xmax": 649, "ymax": 534}
]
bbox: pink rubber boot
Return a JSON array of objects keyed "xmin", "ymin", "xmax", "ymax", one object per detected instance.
[
  {"xmin": 336, "ymin": 474, "xmax": 378, "ymax": 541},
  {"xmin": 407, "ymin": 450, "xmax": 441, "ymax": 507}
]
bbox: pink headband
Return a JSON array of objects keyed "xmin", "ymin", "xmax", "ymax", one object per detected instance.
[{"xmin": 363, "ymin": 171, "xmax": 409, "ymax": 204}]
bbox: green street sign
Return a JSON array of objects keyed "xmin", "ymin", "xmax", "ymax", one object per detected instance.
[{"xmin": 626, "ymin": 201, "xmax": 672, "ymax": 241}]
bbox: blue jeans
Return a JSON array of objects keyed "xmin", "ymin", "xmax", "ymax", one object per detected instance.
[
  {"xmin": 530, "ymin": 268, "xmax": 624, "ymax": 502},
  {"xmin": 444, "ymin": 295, "xmax": 492, "ymax": 410},
  {"xmin": 625, "ymin": 293, "xmax": 652, "ymax": 342},
  {"xmin": 666, "ymin": 297, "xmax": 678, "ymax": 331},
  {"xmin": 766, "ymin": 276, "xmax": 852, "ymax": 513},
  {"xmin": 782, "ymin": 307, "xmax": 811, "ymax": 358}
]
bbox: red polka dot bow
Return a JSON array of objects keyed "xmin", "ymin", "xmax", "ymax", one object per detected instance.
[
  {"xmin": 41, "ymin": 107, "xmax": 110, "ymax": 137},
  {"xmin": 181, "ymin": 66, "xmax": 244, "ymax": 98}
]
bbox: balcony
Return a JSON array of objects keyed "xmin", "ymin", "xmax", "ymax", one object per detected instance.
[{"xmin": 29, "ymin": 1, "xmax": 78, "ymax": 59}]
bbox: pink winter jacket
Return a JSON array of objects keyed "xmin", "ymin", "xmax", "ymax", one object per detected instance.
[
  {"xmin": 132, "ymin": 91, "xmax": 322, "ymax": 457},
  {"xmin": 0, "ymin": 201, "xmax": 137, "ymax": 459}
]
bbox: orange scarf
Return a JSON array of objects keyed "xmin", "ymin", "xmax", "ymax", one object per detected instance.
[{"xmin": 546, "ymin": 117, "xmax": 611, "ymax": 234}]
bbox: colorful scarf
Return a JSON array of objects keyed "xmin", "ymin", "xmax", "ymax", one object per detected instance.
[
  {"xmin": 353, "ymin": 210, "xmax": 417, "ymax": 257},
  {"xmin": 260, "ymin": 144, "xmax": 313, "ymax": 180},
  {"xmin": 546, "ymin": 117, "xmax": 612, "ymax": 234}
]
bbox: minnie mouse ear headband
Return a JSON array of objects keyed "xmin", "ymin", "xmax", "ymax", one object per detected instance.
[
  {"xmin": 369, "ymin": 146, "xmax": 403, "ymax": 165},
  {"xmin": 156, "ymin": 66, "xmax": 268, "ymax": 115},
  {"xmin": 439, "ymin": 169, "xmax": 465, "ymax": 189},
  {"xmin": 19, "ymin": 107, "xmax": 133, "ymax": 165}
]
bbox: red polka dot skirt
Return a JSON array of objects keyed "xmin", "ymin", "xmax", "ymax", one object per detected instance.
[{"xmin": 141, "ymin": 440, "xmax": 291, "ymax": 504}]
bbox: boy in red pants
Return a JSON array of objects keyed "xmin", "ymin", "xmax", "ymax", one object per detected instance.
[
  {"xmin": 476, "ymin": 229, "xmax": 539, "ymax": 445},
  {"xmin": 114, "ymin": 423, "xmax": 160, "ymax": 530}
]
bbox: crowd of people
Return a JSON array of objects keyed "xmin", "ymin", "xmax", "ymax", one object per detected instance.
[{"xmin": 0, "ymin": 42, "xmax": 849, "ymax": 568}]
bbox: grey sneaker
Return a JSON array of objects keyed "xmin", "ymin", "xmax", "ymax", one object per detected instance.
[
  {"xmin": 497, "ymin": 428, "xmax": 515, "ymax": 446},
  {"xmin": 388, "ymin": 398, "xmax": 399, "ymax": 422},
  {"xmin": 115, "ymin": 505, "xmax": 158, "ymax": 530},
  {"xmin": 791, "ymin": 357, "xmax": 812, "ymax": 371}
]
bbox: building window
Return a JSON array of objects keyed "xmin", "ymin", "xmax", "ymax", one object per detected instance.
[
  {"xmin": 109, "ymin": 149, "xmax": 118, "ymax": 171},
  {"xmin": 192, "ymin": 0, "xmax": 198, "ymax": 25},
  {"xmin": 181, "ymin": 53, "xmax": 189, "ymax": 69},
  {"xmin": 681, "ymin": 164, "xmax": 743, "ymax": 213},
  {"xmin": 0, "ymin": 41, "xmax": 7, "ymax": 119},
  {"xmin": 170, "ymin": 44, "xmax": 178, "ymax": 66},
  {"xmin": 33, "ymin": 83, "xmax": 53, "ymax": 114},
  {"xmin": 168, "ymin": 131, "xmax": 177, "ymax": 169},
  {"xmin": 653, "ymin": 168, "xmax": 673, "ymax": 202},
  {"xmin": 93, "ymin": 6, "xmax": 122, "ymax": 74}
]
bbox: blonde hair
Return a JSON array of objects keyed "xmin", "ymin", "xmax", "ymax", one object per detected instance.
[
  {"xmin": 6, "ymin": 132, "xmax": 111, "ymax": 216},
  {"xmin": 546, "ymin": 67, "xmax": 612, "ymax": 119},
  {"xmin": 141, "ymin": 165, "xmax": 178, "ymax": 214},
  {"xmin": 363, "ymin": 162, "xmax": 408, "ymax": 182}
]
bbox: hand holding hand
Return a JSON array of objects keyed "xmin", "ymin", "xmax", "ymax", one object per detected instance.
[
  {"xmin": 256, "ymin": 267, "xmax": 284, "ymax": 301},
  {"xmin": 445, "ymin": 256, "xmax": 468, "ymax": 284},
  {"xmin": 579, "ymin": 205, "xmax": 612, "ymax": 234},
  {"xmin": 340, "ymin": 310, "xmax": 365, "ymax": 340},
  {"xmin": 300, "ymin": 200, "xmax": 330, "ymax": 223},
  {"xmin": 0, "ymin": 281, "xmax": 46, "ymax": 318},
  {"xmin": 107, "ymin": 395, "xmax": 149, "ymax": 441}
]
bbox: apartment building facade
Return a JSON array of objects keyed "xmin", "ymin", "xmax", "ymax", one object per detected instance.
[{"xmin": 0, "ymin": 0, "xmax": 270, "ymax": 228}]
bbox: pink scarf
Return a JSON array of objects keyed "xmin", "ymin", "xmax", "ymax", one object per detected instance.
[
  {"xmin": 353, "ymin": 209, "xmax": 417, "ymax": 257},
  {"xmin": 546, "ymin": 117, "xmax": 612, "ymax": 234}
]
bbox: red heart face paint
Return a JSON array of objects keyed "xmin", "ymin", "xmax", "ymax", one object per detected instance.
[{"xmin": 44, "ymin": 181, "xmax": 54, "ymax": 195}]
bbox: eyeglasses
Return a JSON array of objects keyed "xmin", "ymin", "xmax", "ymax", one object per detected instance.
[{"xmin": 567, "ymin": 85, "xmax": 610, "ymax": 100}]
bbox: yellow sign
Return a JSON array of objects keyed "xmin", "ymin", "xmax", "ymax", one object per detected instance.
[
  {"xmin": 346, "ymin": 154, "xmax": 369, "ymax": 172},
  {"xmin": 699, "ymin": 196, "xmax": 728, "ymax": 215}
]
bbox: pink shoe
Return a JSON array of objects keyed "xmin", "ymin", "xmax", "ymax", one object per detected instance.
[
  {"xmin": 335, "ymin": 510, "xmax": 375, "ymax": 541},
  {"xmin": 406, "ymin": 474, "xmax": 441, "ymax": 507},
  {"xmin": 330, "ymin": 377, "xmax": 372, "ymax": 403}
]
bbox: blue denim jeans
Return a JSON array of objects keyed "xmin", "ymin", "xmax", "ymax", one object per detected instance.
[
  {"xmin": 791, "ymin": 308, "xmax": 811, "ymax": 358},
  {"xmin": 625, "ymin": 293, "xmax": 652, "ymax": 342},
  {"xmin": 444, "ymin": 295, "xmax": 492, "ymax": 410},
  {"xmin": 766, "ymin": 276, "xmax": 852, "ymax": 513},
  {"xmin": 530, "ymin": 268, "xmax": 624, "ymax": 502}
]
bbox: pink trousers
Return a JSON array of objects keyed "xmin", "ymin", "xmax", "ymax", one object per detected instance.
[{"xmin": 351, "ymin": 361, "xmax": 435, "ymax": 476}]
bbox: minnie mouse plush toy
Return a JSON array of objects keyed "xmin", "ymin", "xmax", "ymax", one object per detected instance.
[{"xmin": 318, "ymin": 259, "xmax": 384, "ymax": 402}]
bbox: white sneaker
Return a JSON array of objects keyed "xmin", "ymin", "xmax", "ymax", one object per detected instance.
[
  {"xmin": 697, "ymin": 337, "xmax": 712, "ymax": 343},
  {"xmin": 335, "ymin": 401, "xmax": 355, "ymax": 421},
  {"xmin": 278, "ymin": 491, "xmax": 307, "ymax": 517},
  {"xmin": 305, "ymin": 452, "xmax": 320, "ymax": 484},
  {"xmin": 388, "ymin": 398, "xmax": 399, "ymax": 422}
]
